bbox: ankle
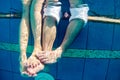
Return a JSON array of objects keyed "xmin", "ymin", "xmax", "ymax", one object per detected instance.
[{"xmin": 55, "ymin": 47, "xmax": 63, "ymax": 58}]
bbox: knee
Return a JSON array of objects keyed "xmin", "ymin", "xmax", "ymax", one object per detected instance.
[
  {"xmin": 71, "ymin": 18, "xmax": 84, "ymax": 23},
  {"xmin": 44, "ymin": 16, "xmax": 57, "ymax": 27},
  {"xmin": 70, "ymin": 19, "xmax": 85, "ymax": 27}
]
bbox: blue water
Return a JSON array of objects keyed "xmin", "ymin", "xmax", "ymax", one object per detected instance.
[{"xmin": 0, "ymin": 0, "xmax": 120, "ymax": 80}]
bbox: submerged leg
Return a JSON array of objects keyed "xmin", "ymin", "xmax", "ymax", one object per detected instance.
[
  {"xmin": 26, "ymin": 0, "xmax": 45, "ymax": 75},
  {"xmin": 54, "ymin": 0, "xmax": 89, "ymax": 57},
  {"xmin": 19, "ymin": 0, "xmax": 34, "ymax": 77},
  {"xmin": 39, "ymin": 0, "xmax": 89, "ymax": 64},
  {"xmin": 36, "ymin": 0, "xmax": 62, "ymax": 64}
]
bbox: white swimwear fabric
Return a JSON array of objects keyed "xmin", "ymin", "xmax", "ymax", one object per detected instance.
[
  {"xmin": 43, "ymin": 2, "xmax": 62, "ymax": 24},
  {"xmin": 69, "ymin": 4, "xmax": 89, "ymax": 25}
]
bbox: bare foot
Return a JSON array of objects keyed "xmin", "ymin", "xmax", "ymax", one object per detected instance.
[
  {"xmin": 27, "ymin": 62, "xmax": 44, "ymax": 76},
  {"xmin": 27, "ymin": 55, "xmax": 44, "ymax": 74},
  {"xmin": 19, "ymin": 54, "xmax": 33, "ymax": 77},
  {"xmin": 36, "ymin": 47, "xmax": 62, "ymax": 64},
  {"xmin": 26, "ymin": 48, "xmax": 45, "ymax": 76},
  {"xmin": 20, "ymin": 60, "xmax": 36, "ymax": 77},
  {"xmin": 20, "ymin": 55, "xmax": 44, "ymax": 77}
]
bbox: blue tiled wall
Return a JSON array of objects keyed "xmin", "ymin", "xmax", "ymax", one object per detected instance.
[
  {"xmin": 0, "ymin": 50, "xmax": 12, "ymax": 71},
  {"xmin": 0, "ymin": 0, "xmax": 120, "ymax": 80},
  {"xmin": 87, "ymin": 22, "xmax": 114, "ymax": 50},
  {"xmin": 57, "ymin": 58, "xmax": 85, "ymax": 80},
  {"xmin": 83, "ymin": 59, "xmax": 109, "ymax": 80},
  {"xmin": 0, "ymin": 0, "xmax": 11, "ymax": 13},
  {"xmin": 106, "ymin": 59, "xmax": 120, "ymax": 80},
  {"xmin": 0, "ymin": 19, "xmax": 10, "ymax": 43}
]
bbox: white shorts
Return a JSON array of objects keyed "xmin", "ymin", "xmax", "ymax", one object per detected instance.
[
  {"xmin": 43, "ymin": 2, "xmax": 62, "ymax": 24},
  {"xmin": 70, "ymin": 4, "xmax": 89, "ymax": 25}
]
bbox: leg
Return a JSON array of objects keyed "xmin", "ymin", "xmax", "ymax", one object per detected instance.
[
  {"xmin": 42, "ymin": 16, "xmax": 57, "ymax": 51},
  {"xmin": 56, "ymin": 0, "xmax": 89, "ymax": 54},
  {"xmin": 30, "ymin": 0, "xmax": 43, "ymax": 51},
  {"xmin": 42, "ymin": 0, "xmax": 61, "ymax": 51},
  {"xmin": 26, "ymin": 0, "xmax": 45, "ymax": 75},
  {"xmin": 40, "ymin": 16, "xmax": 57, "ymax": 63},
  {"xmin": 19, "ymin": 0, "xmax": 33, "ymax": 77},
  {"xmin": 38, "ymin": 0, "xmax": 89, "ymax": 64},
  {"xmin": 36, "ymin": 0, "xmax": 62, "ymax": 64}
]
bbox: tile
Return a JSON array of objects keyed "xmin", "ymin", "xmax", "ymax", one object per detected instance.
[
  {"xmin": 13, "ymin": 73, "xmax": 34, "ymax": 80},
  {"xmin": 0, "ymin": 50, "xmax": 12, "ymax": 71},
  {"xmin": 112, "ymin": 0, "xmax": 120, "ymax": 50},
  {"xmin": 87, "ymin": 22, "xmax": 114, "ymax": 50},
  {"xmin": 83, "ymin": 59, "xmax": 109, "ymax": 80},
  {"xmin": 87, "ymin": 0, "xmax": 114, "ymax": 16},
  {"xmin": 106, "ymin": 59, "xmax": 120, "ymax": 80},
  {"xmin": 0, "ymin": 70, "xmax": 13, "ymax": 80},
  {"xmin": 57, "ymin": 58, "xmax": 85, "ymax": 80},
  {"xmin": 114, "ymin": 0, "xmax": 120, "ymax": 18},
  {"xmin": 0, "ymin": 0, "xmax": 11, "ymax": 13},
  {"xmin": 0, "ymin": 19, "xmax": 10, "ymax": 42},
  {"xmin": 46, "ymin": 63, "xmax": 57, "ymax": 79},
  {"xmin": 10, "ymin": 19, "xmax": 20, "ymax": 44},
  {"xmin": 112, "ymin": 26, "xmax": 120, "ymax": 50},
  {"xmin": 11, "ymin": 51, "xmax": 20, "ymax": 73},
  {"xmin": 11, "ymin": 0, "xmax": 22, "ymax": 12}
]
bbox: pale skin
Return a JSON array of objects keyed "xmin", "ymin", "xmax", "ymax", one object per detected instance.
[
  {"xmin": 36, "ymin": 0, "xmax": 84, "ymax": 64},
  {"xmin": 20, "ymin": 0, "xmax": 44, "ymax": 77},
  {"xmin": 26, "ymin": 0, "xmax": 44, "ymax": 76},
  {"xmin": 20, "ymin": 0, "xmax": 32, "ymax": 76},
  {"xmin": 20, "ymin": 0, "xmax": 85, "ymax": 77},
  {"xmin": 20, "ymin": 0, "xmax": 59, "ymax": 77}
]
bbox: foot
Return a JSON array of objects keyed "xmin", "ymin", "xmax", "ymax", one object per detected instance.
[
  {"xmin": 36, "ymin": 47, "xmax": 62, "ymax": 64},
  {"xmin": 27, "ymin": 55, "xmax": 44, "ymax": 74},
  {"xmin": 19, "ymin": 54, "xmax": 34, "ymax": 77},
  {"xmin": 20, "ymin": 60, "xmax": 36, "ymax": 77},
  {"xmin": 26, "ymin": 48, "xmax": 45, "ymax": 75}
]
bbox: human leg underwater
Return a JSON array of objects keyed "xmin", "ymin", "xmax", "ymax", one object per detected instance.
[
  {"xmin": 26, "ymin": 0, "xmax": 45, "ymax": 76},
  {"xmin": 36, "ymin": 0, "xmax": 89, "ymax": 64},
  {"xmin": 20, "ymin": 0, "xmax": 45, "ymax": 77},
  {"xmin": 35, "ymin": 0, "xmax": 63, "ymax": 64}
]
